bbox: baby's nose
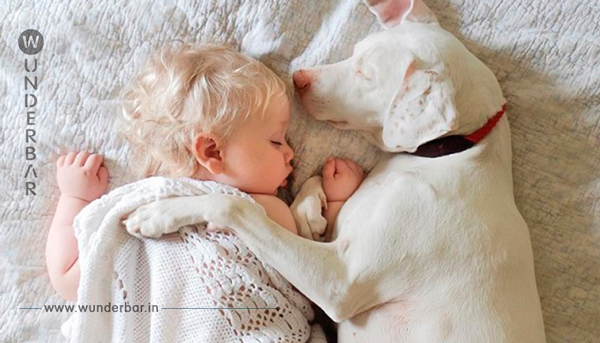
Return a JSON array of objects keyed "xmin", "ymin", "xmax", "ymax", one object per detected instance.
[
  {"xmin": 285, "ymin": 144, "xmax": 295, "ymax": 164},
  {"xmin": 293, "ymin": 70, "xmax": 313, "ymax": 94}
]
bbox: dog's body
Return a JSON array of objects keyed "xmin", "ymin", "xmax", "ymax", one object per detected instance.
[
  {"xmin": 125, "ymin": 0, "xmax": 546, "ymax": 341},
  {"xmin": 313, "ymin": 117, "xmax": 543, "ymax": 342}
]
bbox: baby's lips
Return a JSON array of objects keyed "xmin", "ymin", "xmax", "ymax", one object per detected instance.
[{"xmin": 278, "ymin": 166, "xmax": 294, "ymax": 188}]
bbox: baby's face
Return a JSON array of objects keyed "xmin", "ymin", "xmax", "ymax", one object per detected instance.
[{"xmin": 219, "ymin": 95, "xmax": 294, "ymax": 195}]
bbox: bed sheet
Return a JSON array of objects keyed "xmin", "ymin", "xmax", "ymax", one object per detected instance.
[{"xmin": 1, "ymin": 0, "xmax": 599, "ymax": 342}]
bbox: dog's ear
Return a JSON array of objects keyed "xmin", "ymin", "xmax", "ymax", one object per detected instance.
[
  {"xmin": 382, "ymin": 60, "xmax": 458, "ymax": 152},
  {"xmin": 364, "ymin": 0, "xmax": 438, "ymax": 28}
]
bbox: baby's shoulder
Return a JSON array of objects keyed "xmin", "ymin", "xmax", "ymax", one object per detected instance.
[
  {"xmin": 249, "ymin": 194, "xmax": 296, "ymax": 234},
  {"xmin": 250, "ymin": 194, "xmax": 288, "ymax": 206}
]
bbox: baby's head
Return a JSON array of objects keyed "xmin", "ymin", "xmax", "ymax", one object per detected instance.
[{"xmin": 119, "ymin": 43, "xmax": 294, "ymax": 195}]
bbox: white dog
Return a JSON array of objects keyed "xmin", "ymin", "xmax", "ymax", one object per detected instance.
[{"xmin": 125, "ymin": 0, "xmax": 546, "ymax": 341}]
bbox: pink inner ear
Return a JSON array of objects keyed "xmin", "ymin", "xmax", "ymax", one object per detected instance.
[
  {"xmin": 366, "ymin": 0, "xmax": 412, "ymax": 27},
  {"xmin": 404, "ymin": 60, "xmax": 416, "ymax": 79}
]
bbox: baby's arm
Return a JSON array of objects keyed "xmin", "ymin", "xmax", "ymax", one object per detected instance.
[
  {"xmin": 321, "ymin": 157, "xmax": 364, "ymax": 239},
  {"xmin": 251, "ymin": 194, "xmax": 298, "ymax": 235},
  {"xmin": 46, "ymin": 152, "xmax": 108, "ymax": 301},
  {"xmin": 249, "ymin": 157, "xmax": 364, "ymax": 239}
]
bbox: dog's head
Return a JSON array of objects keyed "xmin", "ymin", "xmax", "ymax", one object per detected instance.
[{"xmin": 293, "ymin": 0, "xmax": 505, "ymax": 152}]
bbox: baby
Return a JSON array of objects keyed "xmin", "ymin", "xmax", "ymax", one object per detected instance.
[{"xmin": 46, "ymin": 44, "xmax": 364, "ymax": 308}]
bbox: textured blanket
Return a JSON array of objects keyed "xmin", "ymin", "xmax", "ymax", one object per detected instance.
[
  {"xmin": 1, "ymin": 0, "xmax": 599, "ymax": 342},
  {"xmin": 62, "ymin": 176, "xmax": 325, "ymax": 343}
]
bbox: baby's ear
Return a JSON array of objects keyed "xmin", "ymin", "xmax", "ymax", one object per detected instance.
[{"xmin": 193, "ymin": 134, "xmax": 224, "ymax": 174}]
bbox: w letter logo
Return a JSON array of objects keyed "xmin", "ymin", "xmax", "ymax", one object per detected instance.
[{"xmin": 18, "ymin": 29, "xmax": 44, "ymax": 55}]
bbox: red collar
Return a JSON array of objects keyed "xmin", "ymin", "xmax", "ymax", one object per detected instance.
[{"xmin": 409, "ymin": 104, "xmax": 506, "ymax": 158}]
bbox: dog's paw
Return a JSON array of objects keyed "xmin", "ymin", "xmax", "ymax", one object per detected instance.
[
  {"xmin": 123, "ymin": 200, "xmax": 182, "ymax": 239},
  {"xmin": 291, "ymin": 176, "xmax": 328, "ymax": 240}
]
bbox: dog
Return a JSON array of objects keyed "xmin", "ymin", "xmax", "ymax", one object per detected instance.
[{"xmin": 124, "ymin": 0, "xmax": 546, "ymax": 341}]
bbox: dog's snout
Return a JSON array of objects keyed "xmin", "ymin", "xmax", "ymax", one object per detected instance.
[{"xmin": 293, "ymin": 70, "xmax": 312, "ymax": 94}]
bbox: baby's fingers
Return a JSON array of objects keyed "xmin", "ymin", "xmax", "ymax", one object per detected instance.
[
  {"xmin": 84, "ymin": 154, "xmax": 104, "ymax": 174},
  {"xmin": 74, "ymin": 151, "xmax": 91, "ymax": 166},
  {"xmin": 98, "ymin": 166, "xmax": 109, "ymax": 185},
  {"xmin": 322, "ymin": 158, "xmax": 336, "ymax": 180},
  {"xmin": 334, "ymin": 159, "xmax": 352, "ymax": 175},
  {"xmin": 64, "ymin": 152, "xmax": 77, "ymax": 165},
  {"xmin": 56, "ymin": 155, "xmax": 65, "ymax": 168},
  {"xmin": 345, "ymin": 159, "xmax": 364, "ymax": 177}
]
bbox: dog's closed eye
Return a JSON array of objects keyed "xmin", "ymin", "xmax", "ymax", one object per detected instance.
[
  {"xmin": 355, "ymin": 67, "xmax": 372, "ymax": 81},
  {"xmin": 354, "ymin": 58, "xmax": 372, "ymax": 80}
]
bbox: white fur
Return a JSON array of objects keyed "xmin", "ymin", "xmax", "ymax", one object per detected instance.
[{"xmin": 125, "ymin": 0, "xmax": 546, "ymax": 341}]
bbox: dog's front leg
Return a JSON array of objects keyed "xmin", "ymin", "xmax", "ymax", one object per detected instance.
[
  {"xmin": 290, "ymin": 176, "xmax": 328, "ymax": 241},
  {"xmin": 234, "ymin": 210, "xmax": 353, "ymax": 322},
  {"xmin": 124, "ymin": 193, "xmax": 356, "ymax": 322}
]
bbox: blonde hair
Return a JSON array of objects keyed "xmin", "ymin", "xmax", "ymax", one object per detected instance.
[{"xmin": 118, "ymin": 43, "xmax": 289, "ymax": 178}]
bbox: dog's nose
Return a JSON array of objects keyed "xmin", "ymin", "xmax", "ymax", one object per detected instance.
[{"xmin": 293, "ymin": 70, "xmax": 312, "ymax": 94}]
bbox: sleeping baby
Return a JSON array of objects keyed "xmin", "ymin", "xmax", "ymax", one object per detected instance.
[{"xmin": 46, "ymin": 43, "xmax": 363, "ymax": 342}]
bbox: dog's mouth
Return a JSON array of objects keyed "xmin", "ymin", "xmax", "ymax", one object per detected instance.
[
  {"xmin": 326, "ymin": 119, "xmax": 349, "ymax": 126},
  {"xmin": 326, "ymin": 120, "xmax": 352, "ymax": 130}
]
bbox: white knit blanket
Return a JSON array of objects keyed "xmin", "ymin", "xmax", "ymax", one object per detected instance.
[{"xmin": 63, "ymin": 177, "xmax": 326, "ymax": 343}]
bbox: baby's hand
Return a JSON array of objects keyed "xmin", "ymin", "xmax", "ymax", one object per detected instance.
[
  {"xmin": 56, "ymin": 152, "xmax": 109, "ymax": 202},
  {"xmin": 322, "ymin": 157, "xmax": 364, "ymax": 202}
]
